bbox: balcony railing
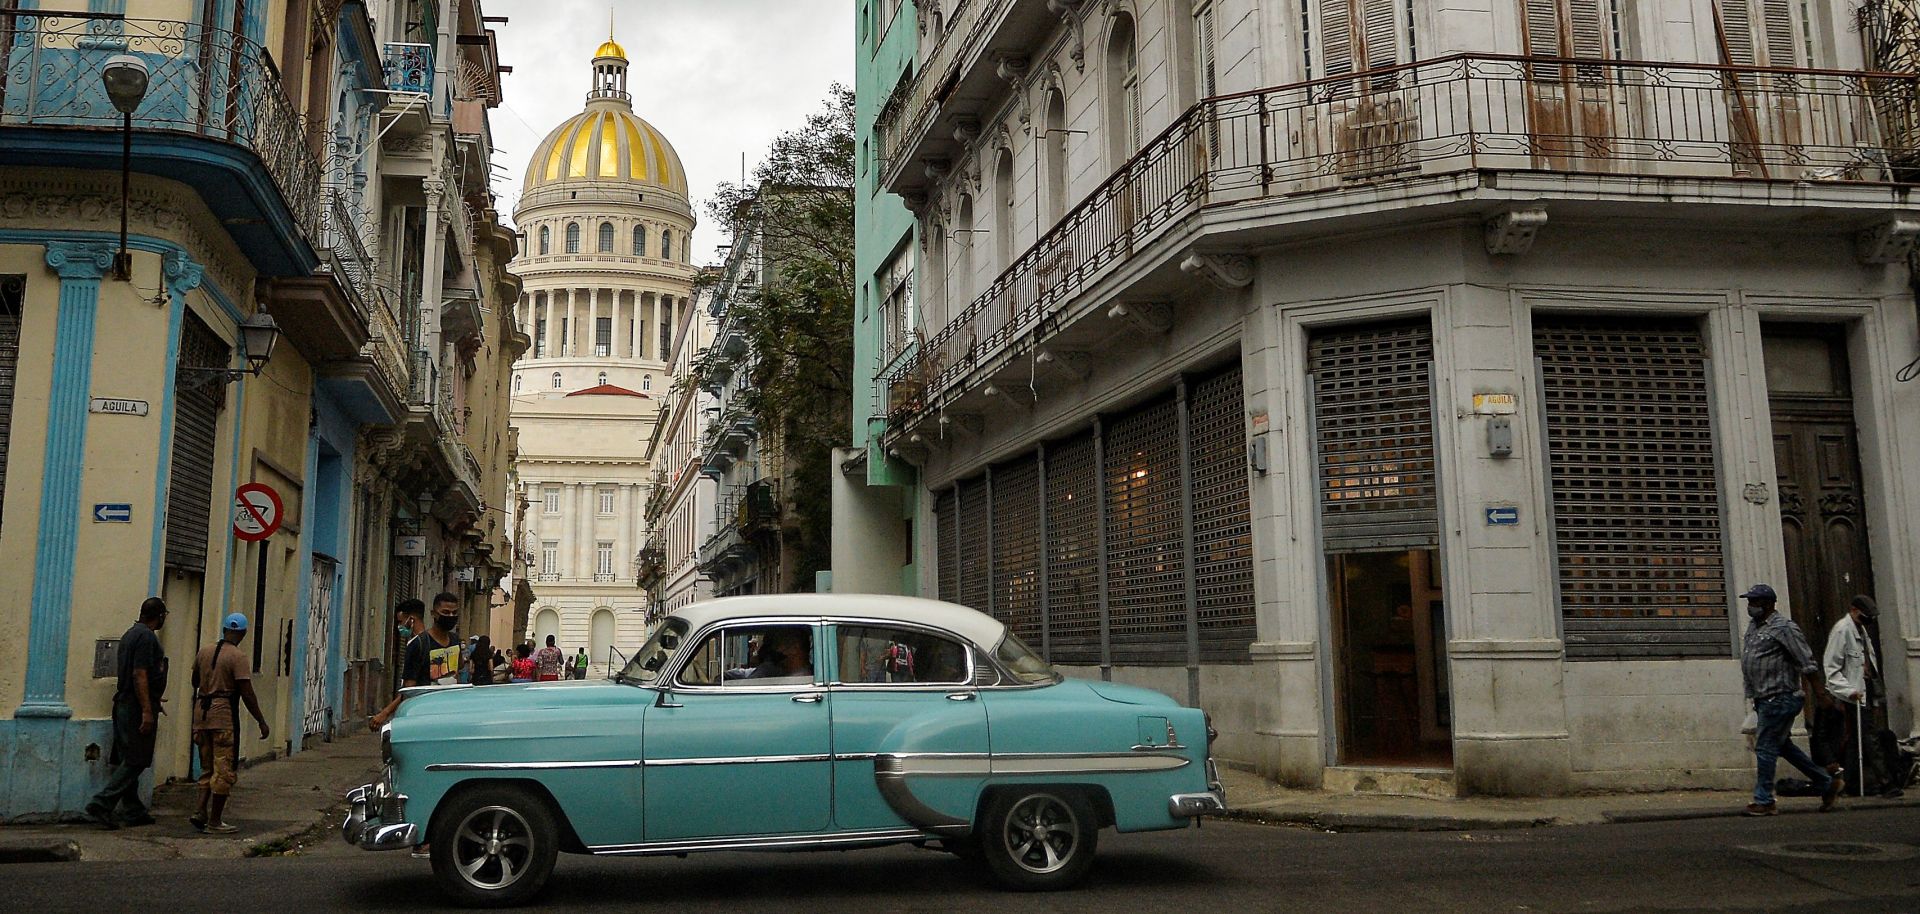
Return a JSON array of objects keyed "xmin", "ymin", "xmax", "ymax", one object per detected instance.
[
  {"xmin": 883, "ymin": 54, "xmax": 1920, "ymax": 426},
  {"xmin": 360, "ymin": 280, "xmax": 412, "ymax": 399},
  {"xmin": 0, "ymin": 14, "xmax": 323, "ymax": 243},
  {"xmin": 383, "ymin": 42, "xmax": 434, "ymax": 96},
  {"xmin": 875, "ymin": 0, "xmax": 1007, "ymax": 180},
  {"xmin": 320, "ymin": 188, "xmax": 378, "ymax": 317}
]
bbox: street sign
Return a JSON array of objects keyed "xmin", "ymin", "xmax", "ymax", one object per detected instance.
[
  {"xmin": 394, "ymin": 535, "xmax": 427, "ymax": 557},
  {"xmin": 92, "ymin": 503, "xmax": 133, "ymax": 523},
  {"xmin": 89, "ymin": 397, "xmax": 149, "ymax": 417},
  {"xmin": 1485, "ymin": 506, "xmax": 1521, "ymax": 526},
  {"xmin": 232, "ymin": 483, "xmax": 284, "ymax": 542}
]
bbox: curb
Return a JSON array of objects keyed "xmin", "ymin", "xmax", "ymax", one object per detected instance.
[
  {"xmin": 1603, "ymin": 795, "xmax": 1918, "ymax": 825},
  {"xmin": 1218, "ymin": 806, "xmax": 1558, "ymax": 832},
  {"xmin": 0, "ymin": 840, "xmax": 81, "ymax": 864}
]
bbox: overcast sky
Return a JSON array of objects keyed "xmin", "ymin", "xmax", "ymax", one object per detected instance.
[{"xmin": 484, "ymin": 0, "xmax": 854, "ymax": 263}]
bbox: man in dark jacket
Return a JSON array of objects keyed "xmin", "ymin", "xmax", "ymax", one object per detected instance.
[{"xmin": 84, "ymin": 598, "xmax": 169, "ymax": 829}]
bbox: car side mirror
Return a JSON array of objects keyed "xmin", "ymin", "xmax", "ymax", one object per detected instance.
[{"xmin": 655, "ymin": 686, "xmax": 682, "ymax": 709}]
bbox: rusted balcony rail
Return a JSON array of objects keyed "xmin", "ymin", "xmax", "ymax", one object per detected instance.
[
  {"xmin": 876, "ymin": 0, "xmax": 1004, "ymax": 179},
  {"xmin": 0, "ymin": 14, "xmax": 324, "ymax": 245},
  {"xmin": 882, "ymin": 54, "xmax": 1920, "ymax": 427},
  {"xmin": 321, "ymin": 188, "xmax": 379, "ymax": 318}
]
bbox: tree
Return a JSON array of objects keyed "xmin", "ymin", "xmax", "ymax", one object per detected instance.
[{"xmin": 705, "ymin": 87, "xmax": 855, "ymax": 591}]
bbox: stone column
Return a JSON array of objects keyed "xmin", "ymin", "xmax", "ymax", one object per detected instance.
[
  {"xmin": 17, "ymin": 241, "xmax": 117, "ymax": 717},
  {"xmin": 588, "ymin": 287, "xmax": 601, "ymax": 357}
]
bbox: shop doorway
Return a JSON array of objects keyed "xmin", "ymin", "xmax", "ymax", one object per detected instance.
[{"xmin": 1329, "ymin": 549, "xmax": 1451, "ymax": 766}]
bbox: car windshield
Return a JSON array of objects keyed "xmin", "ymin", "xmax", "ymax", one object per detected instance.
[
  {"xmin": 994, "ymin": 631, "xmax": 1059, "ymax": 685},
  {"xmin": 616, "ymin": 618, "xmax": 689, "ymax": 685}
]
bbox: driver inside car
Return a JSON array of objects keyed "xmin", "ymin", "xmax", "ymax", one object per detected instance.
[{"xmin": 723, "ymin": 628, "xmax": 812, "ymax": 681}]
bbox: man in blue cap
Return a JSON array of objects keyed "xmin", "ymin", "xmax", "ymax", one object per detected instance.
[
  {"xmin": 1739, "ymin": 584, "xmax": 1841, "ymax": 815},
  {"xmin": 190, "ymin": 612, "xmax": 271, "ymax": 834}
]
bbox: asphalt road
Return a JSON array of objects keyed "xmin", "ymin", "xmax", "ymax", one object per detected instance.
[{"xmin": 11, "ymin": 808, "xmax": 1920, "ymax": 912}]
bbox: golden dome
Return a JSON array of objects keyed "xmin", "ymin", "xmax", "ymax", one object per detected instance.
[
  {"xmin": 525, "ymin": 107, "xmax": 687, "ymax": 196},
  {"xmin": 594, "ymin": 38, "xmax": 626, "ymax": 60}
]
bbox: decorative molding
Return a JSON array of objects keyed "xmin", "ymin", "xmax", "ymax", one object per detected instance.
[
  {"xmin": 163, "ymin": 249, "xmax": 206, "ymax": 298},
  {"xmin": 938, "ymin": 412, "xmax": 984, "ymax": 437},
  {"xmin": 1855, "ymin": 217, "xmax": 1920, "ymax": 264},
  {"xmin": 43, "ymin": 241, "xmax": 116, "ymax": 280},
  {"xmin": 1035, "ymin": 348, "xmax": 1091, "ymax": 381},
  {"xmin": 0, "ymin": 175, "xmax": 251, "ymax": 303},
  {"xmin": 982, "ymin": 383, "xmax": 1033, "ymax": 411},
  {"xmin": 1178, "ymin": 251, "xmax": 1254, "ymax": 289},
  {"xmin": 951, "ymin": 116, "xmax": 981, "ymax": 146},
  {"xmin": 1106, "ymin": 301, "xmax": 1172, "ymax": 334},
  {"xmin": 993, "ymin": 53, "xmax": 1029, "ymax": 84},
  {"xmin": 1485, "ymin": 207, "xmax": 1549, "ymax": 255}
]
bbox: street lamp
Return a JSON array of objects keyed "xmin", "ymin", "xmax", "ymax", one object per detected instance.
[
  {"xmin": 179, "ymin": 311, "xmax": 282, "ymax": 386},
  {"xmin": 101, "ymin": 55, "xmax": 150, "ymax": 282}
]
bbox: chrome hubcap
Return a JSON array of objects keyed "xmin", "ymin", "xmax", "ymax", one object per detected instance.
[
  {"xmin": 452, "ymin": 805, "xmax": 533, "ymax": 890},
  {"xmin": 1003, "ymin": 794, "xmax": 1078, "ymax": 875}
]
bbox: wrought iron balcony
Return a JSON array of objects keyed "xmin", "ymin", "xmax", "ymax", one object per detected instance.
[
  {"xmin": 882, "ymin": 54, "xmax": 1920, "ymax": 432},
  {"xmin": 320, "ymin": 189, "xmax": 378, "ymax": 317},
  {"xmin": 0, "ymin": 14, "xmax": 323, "ymax": 248},
  {"xmin": 383, "ymin": 42, "xmax": 434, "ymax": 96},
  {"xmin": 875, "ymin": 0, "xmax": 1016, "ymax": 188}
]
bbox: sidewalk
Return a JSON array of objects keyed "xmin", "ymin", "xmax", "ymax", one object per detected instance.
[
  {"xmin": 1215, "ymin": 765, "xmax": 1919, "ymax": 832},
  {"xmin": 0, "ymin": 729, "xmax": 381, "ymax": 863}
]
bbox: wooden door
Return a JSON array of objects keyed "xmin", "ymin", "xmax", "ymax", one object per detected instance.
[
  {"xmin": 1764, "ymin": 328, "xmax": 1874, "ymax": 653},
  {"xmin": 1520, "ymin": 0, "xmax": 1620, "ymax": 171}
]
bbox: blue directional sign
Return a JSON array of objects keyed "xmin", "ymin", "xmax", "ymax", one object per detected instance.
[
  {"xmin": 1485, "ymin": 506, "xmax": 1520, "ymax": 526},
  {"xmin": 93, "ymin": 503, "xmax": 133, "ymax": 524}
]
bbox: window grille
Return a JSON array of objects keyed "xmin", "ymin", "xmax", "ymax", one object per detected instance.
[
  {"xmin": 1044, "ymin": 432, "xmax": 1101, "ymax": 664},
  {"xmin": 1190, "ymin": 367, "xmax": 1255, "ymax": 659},
  {"xmin": 991, "ymin": 454, "xmax": 1042, "ymax": 646},
  {"xmin": 957, "ymin": 476, "xmax": 990, "ymax": 612},
  {"xmin": 1310, "ymin": 319, "xmax": 1438, "ymax": 552},
  {"xmin": 1103, "ymin": 395, "xmax": 1186, "ymax": 664},
  {"xmin": 0, "ymin": 276, "xmax": 21, "ymax": 535}
]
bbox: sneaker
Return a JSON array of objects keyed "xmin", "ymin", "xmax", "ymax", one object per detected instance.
[
  {"xmin": 203, "ymin": 822, "xmax": 239, "ymax": 835},
  {"xmin": 1820, "ymin": 769, "xmax": 1846, "ymax": 812},
  {"xmin": 85, "ymin": 804, "xmax": 120, "ymax": 831},
  {"xmin": 1743, "ymin": 802, "xmax": 1779, "ymax": 816}
]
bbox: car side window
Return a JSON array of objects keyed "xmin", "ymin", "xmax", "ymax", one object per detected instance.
[
  {"xmin": 834, "ymin": 626, "xmax": 970, "ymax": 685},
  {"xmin": 676, "ymin": 624, "xmax": 816, "ymax": 688}
]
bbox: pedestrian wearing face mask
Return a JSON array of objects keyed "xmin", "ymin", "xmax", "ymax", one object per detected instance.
[
  {"xmin": 371, "ymin": 592, "xmax": 462, "ymax": 729},
  {"xmin": 1739, "ymin": 584, "xmax": 1841, "ymax": 815}
]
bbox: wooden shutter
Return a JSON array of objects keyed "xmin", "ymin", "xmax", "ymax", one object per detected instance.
[
  {"xmin": 1195, "ymin": 2, "xmax": 1218, "ymax": 98},
  {"xmin": 1361, "ymin": 0, "xmax": 1399, "ymax": 71},
  {"xmin": 1321, "ymin": 0, "xmax": 1355, "ymax": 80},
  {"xmin": 166, "ymin": 313, "xmax": 227, "ymax": 571},
  {"xmin": 1716, "ymin": 0, "xmax": 1799, "ymax": 67},
  {"xmin": 0, "ymin": 276, "xmax": 20, "ymax": 534},
  {"xmin": 1319, "ymin": 0, "xmax": 1401, "ymax": 79}
]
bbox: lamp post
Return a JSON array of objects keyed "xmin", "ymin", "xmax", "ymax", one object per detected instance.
[
  {"xmin": 179, "ymin": 311, "xmax": 282, "ymax": 386},
  {"xmin": 101, "ymin": 55, "xmax": 150, "ymax": 282}
]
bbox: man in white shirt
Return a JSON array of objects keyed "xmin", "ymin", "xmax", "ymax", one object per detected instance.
[{"xmin": 1814, "ymin": 595, "xmax": 1879, "ymax": 779}]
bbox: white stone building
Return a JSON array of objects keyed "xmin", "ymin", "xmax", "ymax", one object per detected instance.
[
  {"xmin": 509, "ymin": 36, "xmax": 698, "ymax": 670},
  {"xmin": 638, "ymin": 276, "xmax": 721, "ymax": 620},
  {"xmin": 846, "ymin": 0, "xmax": 1920, "ymax": 794}
]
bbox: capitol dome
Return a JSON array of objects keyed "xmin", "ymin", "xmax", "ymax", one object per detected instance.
[{"xmin": 523, "ymin": 38, "xmax": 687, "ymax": 197}]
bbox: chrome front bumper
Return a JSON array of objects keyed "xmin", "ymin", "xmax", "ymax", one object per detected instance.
[
  {"xmin": 342, "ymin": 783, "xmax": 417, "ymax": 850},
  {"xmin": 1169, "ymin": 758, "xmax": 1228, "ymax": 818}
]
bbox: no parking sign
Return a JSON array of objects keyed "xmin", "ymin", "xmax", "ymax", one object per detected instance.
[{"xmin": 232, "ymin": 483, "xmax": 284, "ymax": 542}]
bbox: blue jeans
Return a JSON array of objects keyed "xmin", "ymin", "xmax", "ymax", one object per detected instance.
[{"xmin": 1754, "ymin": 692, "xmax": 1832, "ymax": 805}]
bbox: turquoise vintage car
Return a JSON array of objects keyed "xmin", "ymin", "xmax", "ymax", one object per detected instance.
[{"xmin": 343, "ymin": 595, "xmax": 1225, "ymax": 907}]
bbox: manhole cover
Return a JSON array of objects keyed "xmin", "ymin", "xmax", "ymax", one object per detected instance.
[{"xmin": 1740, "ymin": 842, "xmax": 1920, "ymax": 862}]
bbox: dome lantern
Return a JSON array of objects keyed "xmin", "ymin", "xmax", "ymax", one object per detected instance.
[{"xmin": 590, "ymin": 35, "xmax": 629, "ymax": 103}]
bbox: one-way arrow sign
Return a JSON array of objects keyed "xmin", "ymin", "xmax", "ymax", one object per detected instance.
[{"xmin": 93, "ymin": 503, "xmax": 133, "ymax": 523}]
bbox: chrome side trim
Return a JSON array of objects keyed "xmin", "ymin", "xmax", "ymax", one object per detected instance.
[
  {"xmin": 425, "ymin": 759, "xmax": 645, "ymax": 771},
  {"xmin": 589, "ymin": 827, "xmax": 929, "ymax": 857},
  {"xmin": 833, "ymin": 752, "xmax": 880, "ymax": 762},
  {"xmin": 876, "ymin": 751, "xmax": 1192, "ymax": 776},
  {"xmin": 874, "ymin": 756, "xmax": 972, "ymax": 835},
  {"xmin": 644, "ymin": 753, "xmax": 833, "ymax": 767}
]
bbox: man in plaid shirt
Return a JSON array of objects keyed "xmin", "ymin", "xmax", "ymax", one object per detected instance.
[{"xmin": 1739, "ymin": 584, "xmax": 1842, "ymax": 815}]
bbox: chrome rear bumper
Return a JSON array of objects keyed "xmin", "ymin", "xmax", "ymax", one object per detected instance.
[
  {"xmin": 1169, "ymin": 757, "xmax": 1228, "ymax": 818},
  {"xmin": 342, "ymin": 783, "xmax": 417, "ymax": 850}
]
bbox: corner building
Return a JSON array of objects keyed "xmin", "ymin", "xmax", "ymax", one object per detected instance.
[
  {"xmin": 510, "ymin": 37, "xmax": 697, "ymax": 670},
  {"xmin": 845, "ymin": 0, "xmax": 1920, "ymax": 794}
]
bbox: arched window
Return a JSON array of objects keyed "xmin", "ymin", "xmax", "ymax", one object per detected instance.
[
  {"xmin": 598, "ymin": 221, "xmax": 615, "ymax": 252},
  {"xmin": 551, "ymin": 371, "xmax": 562, "ymax": 389},
  {"xmin": 513, "ymin": 373, "xmax": 522, "ymax": 393},
  {"xmin": 538, "ymin": 225, "xmax": 550, "ymax": 254},
  {"xmin": 597, "ymin": 371, "xmax": 608, "ymax": 386},
  {"xmin": 1042, "ymin": 89, "xmax": 1068, "ymax": 226},
  {"xmin": 642, "ymin": 374, "xmax": 652, "ymax": 391},
  {"xmin": 565, "ymin": 222, "xmax": 581, "ymax": 253},
  {"xmin": 993, "ymin": 147, "xmax": 1015, "ymax": 271},
  {"xmin": 632, "ymin": 225, "xmax": 646, "ymax": 256},
  {"xmin": 661, "ymin": 229, "xmax": 672, "ymax": 261},
  {"xmin": 535, "ymin": 608, "xmax": 560, "ymax": 643},
  {"xmin": 1106, "ymin": 13, "xmax": 1141, "ymax": 169},
  {"xmin": 954, "ymin": 194, "xmax": 975, "ymax": 317}
]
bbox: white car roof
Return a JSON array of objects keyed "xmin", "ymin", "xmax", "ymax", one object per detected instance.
[{"xmin": 668, "ymin": 594, "xmax": 1008, "ymax": 650}]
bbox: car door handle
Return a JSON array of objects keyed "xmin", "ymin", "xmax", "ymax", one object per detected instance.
[
  {"xmin": 946, "ymin": 692, "xmax": 976, "ymax": 701},
  {"xmin": 792, "ymin": 693, "xmax": 823, "ymax": 704}
]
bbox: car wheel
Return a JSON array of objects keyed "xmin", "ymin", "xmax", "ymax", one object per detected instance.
[
  {"xmin": 976, "ymin": 788, "xmax": 1099, "ymax": 891},
  {"xmin": 429, "ymin": 785, "xmax": 560, "ymax": 908}
]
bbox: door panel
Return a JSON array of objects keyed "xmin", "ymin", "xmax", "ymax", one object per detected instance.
[
  {"xmin": 641, "ymin": 691, "xmax": 833, "ymax": 840},
  {"xmin": 829, "ymin": 690, "xmax": 988, "ymax": 831}
]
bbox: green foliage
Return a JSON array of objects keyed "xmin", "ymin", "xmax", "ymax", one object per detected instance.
[{"xmin": 705, "ymin": 86, "xmax": 855, "ymax": 591}]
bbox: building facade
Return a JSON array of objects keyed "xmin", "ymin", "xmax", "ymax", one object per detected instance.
[
  {"xmin": 844, "ymin": 0, "xmax": 1920, "ymax": 794},
  {"xmin": 638, "ymin": 273, "xmax": 719, "ymax": 621},
  {"xmin": 0, "ymin": 0, "xmax": 522, "ymax": 820},
  {"xmin": 509, "ymin": 37, "xmax": 696, "ymax": 671}
]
